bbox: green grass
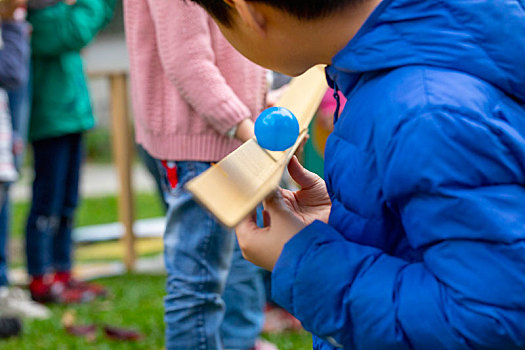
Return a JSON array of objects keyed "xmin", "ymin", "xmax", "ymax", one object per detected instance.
[
  {"xmin": 0, "ymin": 274, "xmax": 312, "ymax": 349},
  {"xmin": 11, "ymin": 192, "xmax": 165, "ymax": 239},
  {"xmin": 264, "ymin": 332, "xmax": 313, "ymax": 349},
  {"xmin": 7, "ymin": 192, "xmax": 313, "ymax": 349},
  {"xmin": 1, "ymin": 274, "xmax": 165, "ymax": 349}
]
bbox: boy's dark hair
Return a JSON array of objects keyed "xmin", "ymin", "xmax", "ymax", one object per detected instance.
[{"xmin": 186, "ymin": 0, "xmax": 358, "ymax": 26}]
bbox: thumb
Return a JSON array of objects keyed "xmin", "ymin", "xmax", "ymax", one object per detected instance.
[{"xmin": 287, "ymin": 156, "xmax": 320, "ymax": 189}]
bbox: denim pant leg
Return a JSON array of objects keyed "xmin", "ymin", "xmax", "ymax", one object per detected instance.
[
  {"xmin": 8, "ymin": 61, "xmax": 31, "ymax": 172},
  {"xmin": 0, "ymin": 184, "xmax": 10, "ymax": 286},
  {"xmin": 137, "ymin": 144, "xmax": 167, "ymax": 212},
  {"xmin": 25, "ymin": 134, "xmax": 78, "ymax": 276},
  {"xmin": 221, "ymin": 237, "xmax": 265, "ymax": 350},
  {"xmin": 162, "ymin": 161, "xmax": 235, "ymax": 350},
  {"xmin": 52, "ymin": 133, "xmax": 82, "ymax": 272}
]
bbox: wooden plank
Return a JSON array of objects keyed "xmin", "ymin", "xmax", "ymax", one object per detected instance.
[
  {"xmin": 186, "ymin": 65, "xmax": 328, "ymax": 228},
  {"xmin": 109, "ymin": 73, "xmax": 136, "ymax": 271}
]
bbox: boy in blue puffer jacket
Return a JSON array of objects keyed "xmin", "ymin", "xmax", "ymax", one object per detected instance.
[{"xmin": 185, "ymin": 0, "xmax": 525, "ymax": 349}]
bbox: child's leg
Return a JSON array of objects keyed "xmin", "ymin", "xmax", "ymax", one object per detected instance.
[
  {"xmin": 8, "ymin": 64, "xmax": 31, "ymax": 172},
  {"xmin": 51, "ymin": 133, "xmax": 82, "ymax": 274},
  {"xmin": 0, "ymin": 184, "xmax": 10, "ymax": 287},
  {"xmin": 25, "ymin": 135, "xmax": 71, "ymax": 279},
  {"xmin": 221, "ymin": 237, "xmax": 265, "ymax": 350},
  {"xmin": 161, "ymin": 161, "xmax": 236, "ymax": 350}
]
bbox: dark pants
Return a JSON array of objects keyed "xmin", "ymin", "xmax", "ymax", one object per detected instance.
[{"xmin": 25, "ymin": 133, "xmax": 83, "ymax": 277}]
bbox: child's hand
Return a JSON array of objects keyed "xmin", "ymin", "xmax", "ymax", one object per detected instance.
[
  {"xmin": 235, "ymin": 156, "xmax": 331, "ymax": 270},
  {"xmin": 281, "ymin": 155, "xmax": 331, "ymax": 224},
  {"xmin": 236, "ymin": 190, "xmax": 306, "ymax": 271},
  {"xmin": 234, "ymin": 118, "xmax": 255, "ymax": 143}
]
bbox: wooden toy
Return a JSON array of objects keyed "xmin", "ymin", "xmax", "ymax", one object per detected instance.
[{"xmin": 186, "ymin": 65, "xmax": 328, "ymax": 228}]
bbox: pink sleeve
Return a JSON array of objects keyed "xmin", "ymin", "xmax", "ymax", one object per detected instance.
[{"xmin": 146, "ymin": 0, "xmax": 250, "ymax": 134}]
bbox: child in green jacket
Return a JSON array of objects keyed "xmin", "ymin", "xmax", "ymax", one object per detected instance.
[{"xmin": 26, "ymin": 0, "xmax": 115, "ymax": 303}]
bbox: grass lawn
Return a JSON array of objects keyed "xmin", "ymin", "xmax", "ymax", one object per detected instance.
[
  {"xmin": 6, "ymin": 192, "xmax": 313, "ymax": 349},
  {"xmin": 0, "ymin": 274, "xmax": 312, "ymax": 349}
]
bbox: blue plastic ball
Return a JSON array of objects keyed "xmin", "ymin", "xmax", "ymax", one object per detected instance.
[{"xmin": 254, "ymin": 107, "xmax": 299, "ymax": 151}]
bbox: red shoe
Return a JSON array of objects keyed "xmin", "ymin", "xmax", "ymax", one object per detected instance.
[
  {"xmin": 29, "ymin": 275, "xmax": 58, "ymax": 303},
  {"xmin": 54, "ymin": 271, "xmax": 108, "ymax": 298},
  {"xmin": 29, "ymin": 276, "xmax": 95, "ymax": 304}
]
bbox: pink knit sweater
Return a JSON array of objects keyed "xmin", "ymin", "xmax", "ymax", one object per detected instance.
[{"xmin": 124, "ymin": 0, "xmax": 267, "ymax": 161}]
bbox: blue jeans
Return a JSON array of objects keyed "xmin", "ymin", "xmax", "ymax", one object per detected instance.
[
  {"xmin": 8, "ymin": 70, "xmax": 31, "ymax": 173},
  {"xmin": 0, "ymin": 184, "xmax": 10, "ymax": 286},
  {"xmin": 160, "ymin": 161, "xmax": 265, "ymax": 350},
  {"xmin": 220, "ymin": 238, "xmax": 265, "ymax": 350},
  {"xmin": 25, "ymin": 133, "xmax": 83, "ymax": 276}
]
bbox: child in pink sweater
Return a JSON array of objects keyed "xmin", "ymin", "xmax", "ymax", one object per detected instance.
[{"xmin": 125, "ymin": 1, "xmax": 274, "ymax": 349}]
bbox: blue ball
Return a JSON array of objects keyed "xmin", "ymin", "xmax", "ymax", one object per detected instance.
[{"xmin": 254, "ymin": 107, "xmax": 299, "ymax": 151}]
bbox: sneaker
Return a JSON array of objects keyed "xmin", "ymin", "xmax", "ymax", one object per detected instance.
[
  {"xmin": 54, "ymin": 272, "xmax": 108, "ymax": 298},
  {"xmin": 0, "ymin": 287, "xmax": 51, "ymax": 319},
  {"xmin": 29, "ymin": 277, "xmax": 94, "ymax": 304},
  {"xmin": 253, "ymin": 339, "xmax": 279, "ymax": 350},
  {"xmin": 0, "ymin": 316, "xmax": 22, "ymax": 339}
]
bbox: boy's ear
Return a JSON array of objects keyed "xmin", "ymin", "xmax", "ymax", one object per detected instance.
[{"xmin": 224, "ymin": 0, "xmax": 266, "ymax": 36}]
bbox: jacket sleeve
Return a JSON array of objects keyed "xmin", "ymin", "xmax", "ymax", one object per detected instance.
[
  {"xmin": 0, "ymin": 22, "xmax": 29, "ymax": 90},
  {"xmin": 29, "ymin": 0, "xmax": 115, "ymax": 56},
  {"xmin": 145, "ymin": 0, "xmax": 252, "ymax": 135},
  {"xmin": 271, "ymin": 107, "xmax": 525, "ymax": 349}
]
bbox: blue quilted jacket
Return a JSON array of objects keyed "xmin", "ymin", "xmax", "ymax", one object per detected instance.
[{"xmin": 271, "ymin": 0, "xmax": 525, "ymax": 349}]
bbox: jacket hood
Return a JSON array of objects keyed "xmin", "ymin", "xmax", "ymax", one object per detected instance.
[{"xmin": 327, "ymin": 0, "xmax": 525, "ymax": 103}]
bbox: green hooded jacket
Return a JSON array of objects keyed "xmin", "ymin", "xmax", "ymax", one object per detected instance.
[{"xmin": 28, "ymin": 0, "xmax": 115, "ymax": 142}]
